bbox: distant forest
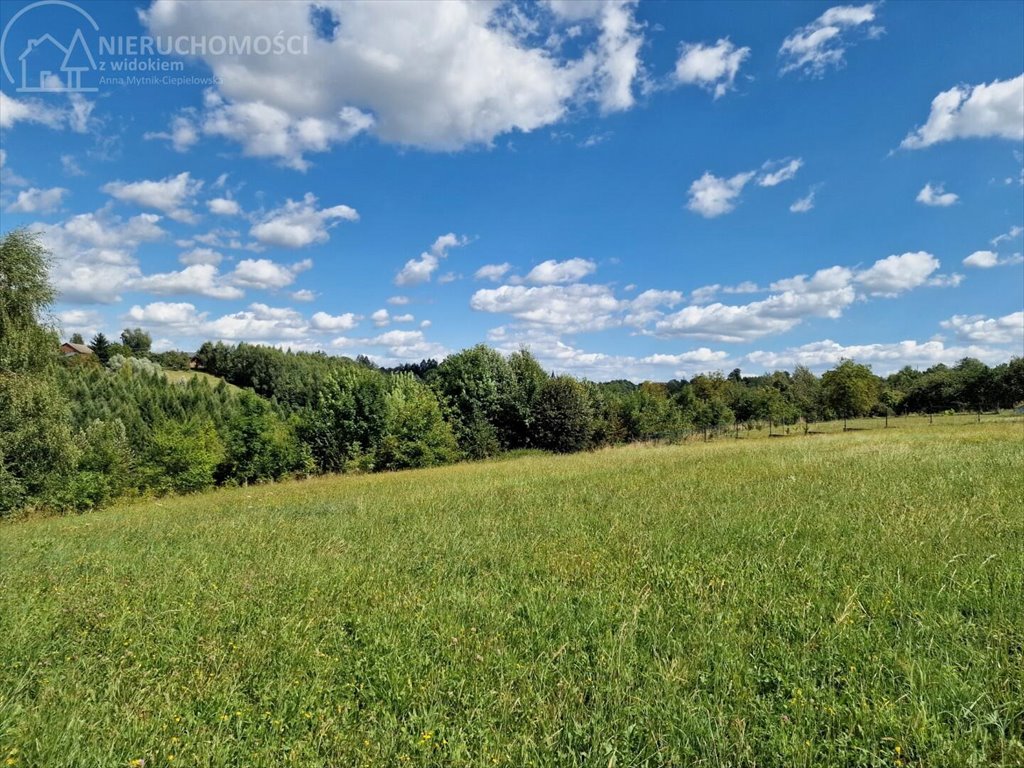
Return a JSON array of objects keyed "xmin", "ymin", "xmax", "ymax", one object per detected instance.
[{"xmin": 3, "ymin": 229, "xmax": 1022, "ymax": 516}]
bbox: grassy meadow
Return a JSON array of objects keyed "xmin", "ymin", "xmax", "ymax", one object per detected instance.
[
  {"xmin": 162, "ymin": 370, "xmax": 243, "ymax": 391},
  {"xmin": 2, "ymin": 421, "xmax": 1023, "ymax": 767}
]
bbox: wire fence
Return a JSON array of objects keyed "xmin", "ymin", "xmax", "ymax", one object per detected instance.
[{"xmin": 639, "ymin": 410, "xmax": 1024, "ymax": 445}]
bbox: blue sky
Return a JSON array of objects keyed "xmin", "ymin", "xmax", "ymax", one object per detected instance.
[{"xmin": 1, "ymin": 0, "xmax": 1021, "ymax": 380}]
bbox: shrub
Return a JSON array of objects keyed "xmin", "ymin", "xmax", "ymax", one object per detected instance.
[
  {"xmin": 143, "ymin": 418, "xmax": 224, "ymax": 495},
  {"xmin": 533, "ymin": 376, "xmax": 594, "ymax": 453},
  {"xmin": 376, "ymin": 374, "xmax": 458, "ymax": 470},
  {"xmin": 219, "ymin": 393, "xmax": 312, "ymax": 484}
]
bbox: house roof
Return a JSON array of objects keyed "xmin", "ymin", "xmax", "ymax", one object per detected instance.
[{"xmin": 62, "ymin": 342, "xmax": 94, "ymax": 354}]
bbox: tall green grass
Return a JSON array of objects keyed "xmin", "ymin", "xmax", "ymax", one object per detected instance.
[{"xmin": 2, "ymin": 422, "xmax": 1022, "ymax": 767}]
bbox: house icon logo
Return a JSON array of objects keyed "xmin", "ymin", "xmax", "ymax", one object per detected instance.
[{"xmin": 1, "ymin": 1, "xmax": 100, "ymax": 94}]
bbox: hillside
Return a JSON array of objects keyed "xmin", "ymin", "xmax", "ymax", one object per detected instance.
[
  {"xmin": 2, "ymin": 422, "xmax": 1022, "ymax": 767},
  {"xmin": 163, "ymin": 369, "xmax": 242, "ymax": 391}
]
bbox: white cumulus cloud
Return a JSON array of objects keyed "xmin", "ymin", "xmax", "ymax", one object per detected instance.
[
  {"xmin": 674, "ymin": 38, "xmax": 750, "ymax": 99},
  {"xmin": 941, "ymin": 312, "xmax": 1024, "ymax": 345},
  {"xmin": 395, "ymin": 233, "xmax": 469, "ymax": 286},
  {"xmin": 962, "ymin": 249, "xmax": 1023, "ymax": 269},
  {"xmin": 687, "ymin": 170, "xmax": 755, "ymax": 218},
  {"xmin": 230, "ymin": 258, "xmax": 313, "ymax": 289},
  {"xmin": 249, "ymin": 193, "xmax": 358, "ymax": 248},
  {"xmin": 525, "ymin": 258, "xmax": 597, "ymax": 285},
  {"xmin": 758, "ymin": 158, "xmax": 803, "ymax": 187},
  {"xmin": 207, "ymin": 197, "xmax": 242, "ymax": 216},
  {"xmin": 853, "ymin": 251, "xmax": 940, "ymax": 297},
  {"xmin": 141, "ymin": 0, "xmax": 645, "ymax": 166},
  {"xmin": 475, "ymin": 263, "xmax": 512, "ymax": 282},
  {"xmin": 6, "ymin": 187, "xmax": 68, "ymax": 214},
  {"xmin": 131, "ymin": 264, "xmax": 244, "ymax": 300},
  {"xmin": 901, "ymin": 74, "xmax": 1024, "ymax": 149},
  {"xmin": 143, "ymin": 114, "xmax": 200, "ymax": 152},
  {"xmin": 102, "ymin": 172, "xmax": 203, "ymax": 223},
  {"xmin": 779, "ymin": 3, "xmax": 881, "ymax": 77},
  {"xmin": 310, "ymin": 311, "xmax": 361, "ymax": 331},
  {"xmin": 916, "ymin": 182, "xmax": 958, "ymax": 206}
]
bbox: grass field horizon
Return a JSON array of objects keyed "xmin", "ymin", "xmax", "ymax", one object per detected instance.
[{"xmin": 3, "ymin": 422, "xmax": 1023, "ymax": 767}]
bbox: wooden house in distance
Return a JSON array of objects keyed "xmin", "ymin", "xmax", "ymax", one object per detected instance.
[{"xmin": 60, "ymin": 342, "xmax": 94, "ymax": 357}]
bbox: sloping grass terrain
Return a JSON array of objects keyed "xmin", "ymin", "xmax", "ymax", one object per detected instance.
[
  {"xmin": 163, "ymin": 369, "xmax": 241, "ymax": 391},
  {"xmin": 2, "ymin": 423, "xmax": 1022, "ymax": 767}
]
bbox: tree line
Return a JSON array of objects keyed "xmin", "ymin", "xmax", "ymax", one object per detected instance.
[{"xmin": 2, "ymin": 229, "xmax": 1022, "ymax": 516}]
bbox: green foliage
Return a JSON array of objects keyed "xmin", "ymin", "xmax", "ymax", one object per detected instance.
[
  {"xmin": 430, "ymin": 345, "xmax": 515, "ymax": 458},
  {"xmin": 822, "ymin": 360, "xmax": 881, "ymax": 423},
  {"xmin": 296, "ymin": 364, "xmax": 388, "ymax": 473},
  {"xmin": 789, "ymin": 365, "xmax": 824, "ymax": 422},
  {"xmin": 57, "ymin": 419, "xmax": 134, "ymax": 511},
  {"xmin": 0, "ymin": 374, "xmax": 78, "ymax": 514},
  {"xmin": 533, "ymin": 375, "xmax": 594, "ymax": 453},
  {"xmin": 89, "ymin": 332, "xmax": 111, "ymax": 364},
  {"xmin": 500, "ymin": 348, "xmax": 549, "ymax": 448},
  {"xmin": 0, "ymin": 228, "xmax": 57, "ymax": 374},
  {"xmin": 120, "ymin": 327, "xmax": 152, "ymax": 356},
  {"xmin": 375, "ymin": 373, "xmax": 458, "ymax": 470},
  {"xmin": 108, "ymin": 354, "xmax": 162, "ymax": 375},
  {"xmin": 689, "ymin": 395, "xmax": 735, "ymax": 435},
  {"xmin": 219, "ymin": 393, "xmax": 312, "ymax": 485},
  {"xmin": 0, "ymin": 229, "xmax": 77, "ymax": 514},
  {"xmin": 152, "ymin": 349, "xmax": 191, "ymax": 370},
  {"xmin": 143, "ymin": 418, "xmax": 225, "ymax": 495},
  {"xmin": 998, "ymin": 356, "xmax": 1024, "ymax": 406},
  {"xmin": 615, "ymin": 382, "xmax": 684, "ymax": 441}
]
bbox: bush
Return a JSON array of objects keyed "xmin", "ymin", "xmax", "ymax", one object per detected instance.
[
  {"xmin": 375, "ymin": 374, "xmax": 458, "ymax": 470},
  {"xmin": 108, "ymin": 354, "xmax": 162, "ymax": 376},
  {"xmin": 219, "ymin": 393, "xmax": 312, "ymax": 484},
  {"xmin": 533, "ymin": 376, "xmax": 594, "ymax": 453},
  {"xmin": 60, "ymin": 419, "xmax": 135, "ymax": 510},
  {"xmin": 143, "ymin": 418, "xmax": 224, "ymax": 495}
]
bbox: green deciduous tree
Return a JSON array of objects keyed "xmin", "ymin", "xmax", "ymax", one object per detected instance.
[
  {"xmin": 821, "ymin": 360, "xmax": 881, "ymax": 429},
  {"xmin": 143, "ymin": 418, "xmax": 225, "ymax": 495},
  {"xmin": 789, "ymin": 366, "xmax": 823, "ymax": 424},
  {"xmin": 533, "ymin": 376, "xmax": 593, "ymax": 453},
  {"xmin": 376, "ymin": 374, "xmax": 458, "ymax": 470},
  {"xmin": 60, "ymin": 419, "xmax": 134, "ymax": 510},
  {"xmin": 429, "ymin": 344, "xmax": 513, "ymax": 458},
  {"xmin": 501, "ymin": 348, "xmax": 549, "ymax": 448},
  {"xmin": 0, "ymin": 229, "xmax": 77, "ymax": 515},
  {"xmin": 120, "ymin": 327, "xmax": 152, "ymax": 356},
  {"xmin": 219, "ymin": 393, "xmax": 311, "ymax": 484}
]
